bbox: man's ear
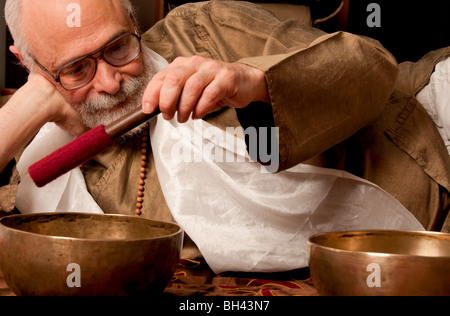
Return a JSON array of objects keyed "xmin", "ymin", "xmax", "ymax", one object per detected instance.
[{"xmin": 9, "ymin": 45, "xmax": 28, "ymax": 69}]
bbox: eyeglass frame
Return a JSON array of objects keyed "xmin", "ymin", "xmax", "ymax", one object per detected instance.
[{"xmin": 31, "ymin": 31, "xmax": 142, "ymax": 91}]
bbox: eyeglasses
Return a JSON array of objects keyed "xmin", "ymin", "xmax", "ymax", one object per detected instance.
[{"xmin": 32, "ymin": 32, "xmax": 142, "ymax": 91}]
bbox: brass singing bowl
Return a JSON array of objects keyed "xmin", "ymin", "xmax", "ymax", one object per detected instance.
[
  {"xmin": 0, "ymin": 213, "xmax": 183, "ymax": 296},
  {"xmin": 308, "ymin": 230, "xmax": 450, "ymax": 296}
]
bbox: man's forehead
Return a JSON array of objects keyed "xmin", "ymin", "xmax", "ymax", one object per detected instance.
[
  {"xmin": 21, "ymin": 0, "xmax": 132, "ymax": 68},
  {"xmin": 21, "ymin": 0, "xmax": 126, "ymax": 18},
  {"xmin": 22, "ymin": 0, "xmax": 129, "ymax": 30}
]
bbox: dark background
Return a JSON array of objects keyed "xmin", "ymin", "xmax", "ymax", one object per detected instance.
[{"xmin": 344, "ymin": 0, "xmax": 450, "ymax": 63}]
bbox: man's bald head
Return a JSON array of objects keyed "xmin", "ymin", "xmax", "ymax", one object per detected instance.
[{"xmin": 5, "ymin": 0, "xmax": 136, "ymax": 70}]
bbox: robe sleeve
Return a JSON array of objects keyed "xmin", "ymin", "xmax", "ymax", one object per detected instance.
[{"xmin": 238, "ymin": 31, "xmax": 399, "ymax": 170}]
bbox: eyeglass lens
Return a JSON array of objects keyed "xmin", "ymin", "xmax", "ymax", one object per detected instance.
[{"xmin": 59, "ymin": 34, "xmax": 141, "ymax": 90}]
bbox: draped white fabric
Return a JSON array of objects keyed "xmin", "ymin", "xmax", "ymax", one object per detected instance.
[{"xmin": 150, "ymin": 117, "xmax": 424, "ymax": 274}]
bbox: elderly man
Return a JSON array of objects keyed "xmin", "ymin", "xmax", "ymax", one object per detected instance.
[{"xmin": 0, "ymin": 0, "xmax": 449, "ymax": 271}]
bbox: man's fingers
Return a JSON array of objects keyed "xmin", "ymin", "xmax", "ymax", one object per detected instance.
[
  {"xmin": 192, "ymin": 79, "xmax": 227, "ymax": 119},
  {"xmin": 142, "ymin": 72, "xmax": 164, "ymax": 114},
  {"xmin": 177, "ymin": 71, "xmax": 214, "ymax": 123},
  {"xmin": 142, "ymin": 56, "xmax": 265, "ymax": 122},
  {"xmin": 143, "ymin": 57, "xmax": 198, "ymax": 119},
  {"xmin": 160, "ymin": 71, "xmax": 191, "ymax": 120}
]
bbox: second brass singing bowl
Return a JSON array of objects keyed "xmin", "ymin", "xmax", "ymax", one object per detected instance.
[
  {"xmin": 0, "ymin": 213, "xmax": 183, "ymax": 296},
  {"xmin": 308, "ymin": 230, "xmax": 450, "ymax": 296}
]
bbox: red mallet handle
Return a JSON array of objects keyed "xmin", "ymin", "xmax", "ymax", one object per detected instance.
[
  {"xmin": 28, "ymin": 125, "xmax": 114, "ymax": 188},
  {"xmin": 28, "ymin": 107, "xmax": 160, "ymax": 187}
]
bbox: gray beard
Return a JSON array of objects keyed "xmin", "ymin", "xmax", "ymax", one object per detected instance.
[{"xmin": 78, "ymin": 46, "xmax": 156, "ymax": 139}]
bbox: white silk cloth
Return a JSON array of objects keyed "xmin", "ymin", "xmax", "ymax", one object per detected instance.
[{"xmin": 150, "ymin": 117, "xmax": 424, "ymax": 273}]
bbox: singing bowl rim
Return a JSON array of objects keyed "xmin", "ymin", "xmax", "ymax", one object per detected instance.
[
  {"xmin": 307, "ymin": 229, "xmax": 450, "ymax": 260},
  {"xmin": 0, "ymin": 212, "xmax": 183, "ymax": 243}
]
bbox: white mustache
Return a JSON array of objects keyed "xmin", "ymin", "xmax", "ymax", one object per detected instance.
[{"xmin": 81, "ymin": 75, "xmax": 147, "ymax": 114}]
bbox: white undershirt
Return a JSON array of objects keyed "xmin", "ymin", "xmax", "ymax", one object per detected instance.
[{"xmin": 416, "ymin": 56, "xmax": 450, "ymax": 155}]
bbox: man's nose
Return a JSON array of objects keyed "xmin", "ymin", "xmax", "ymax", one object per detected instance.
[{"xmin": 91, "ymin": 60, "xmax": 122, "ymax": 95}]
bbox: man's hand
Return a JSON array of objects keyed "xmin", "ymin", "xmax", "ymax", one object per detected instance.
[
  {"xmin": 0, "ymin": 72, "xmax": 87, "ymax": 173},
  {"xmin": 142, "ymin": 56, "xmax": 269, "ymax": 123},
  {"xmin": 26, "ymin": 73, "xmax": 87, "ymax": 136}
]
